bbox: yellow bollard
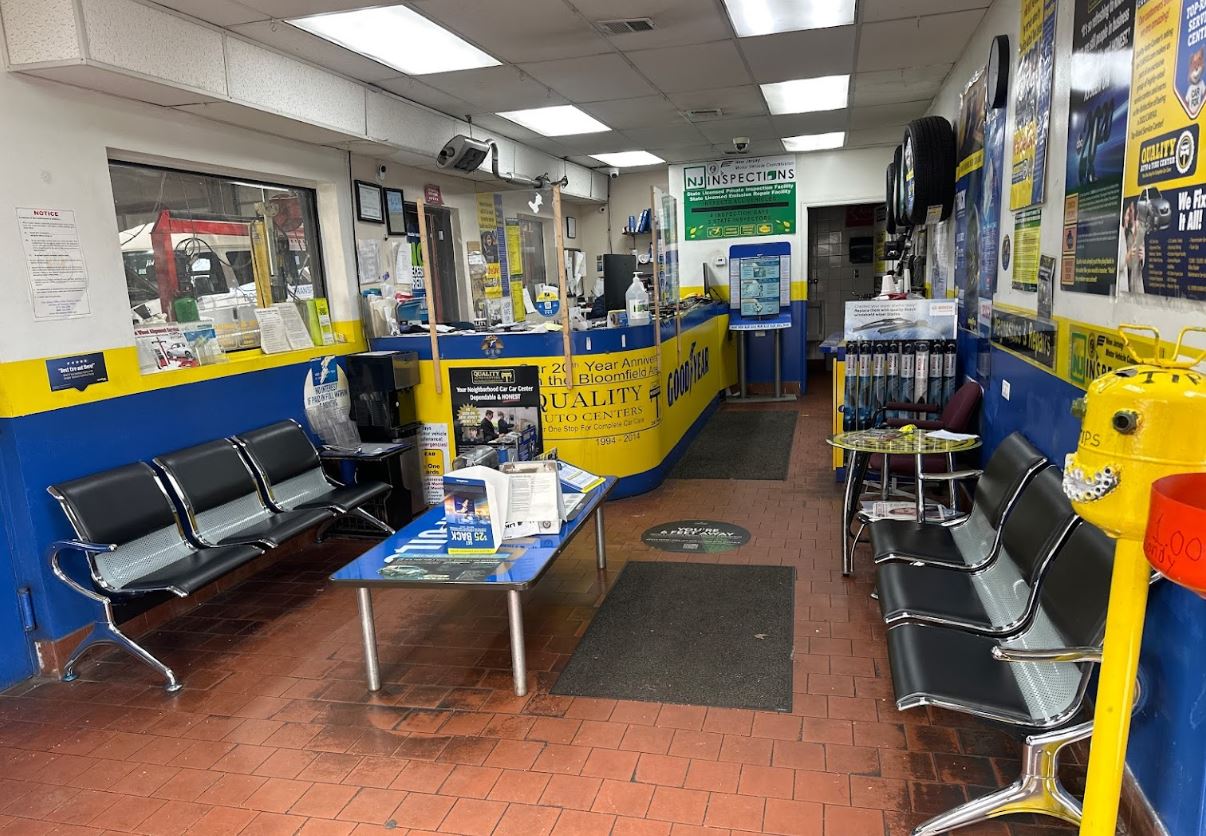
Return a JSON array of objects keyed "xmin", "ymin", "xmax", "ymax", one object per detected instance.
[{"xmin": 1064, "ymin": 325, "xmax": 1206, "ymax": 835}]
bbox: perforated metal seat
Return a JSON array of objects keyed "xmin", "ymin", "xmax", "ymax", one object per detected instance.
[
  {"xmin": 870, "ymin": 432, "xmax": 1046, "ymax": 569},
  {"xmin": 876, "ymin": 467, "xmax": 1078, "ymax": 636},
  {"xmin": 48, "ymin": 462, "xmax": 265, "ymax": 691},
  {"xmin": 885, "ymin": 523, "xmax": 1116, "ymax": 834},
  {"xmin": 233, "ymin": 420, "xmax": 393, "ymax": 536}
]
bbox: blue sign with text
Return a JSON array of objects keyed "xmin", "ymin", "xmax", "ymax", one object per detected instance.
[{"xmin": 46, "ymin": 352, "xmax": 108, "ymax": 392}]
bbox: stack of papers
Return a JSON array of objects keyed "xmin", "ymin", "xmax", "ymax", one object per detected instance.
[{"xmin": 926, "ymin": 430, "xmax": 979, "ymax": 442}]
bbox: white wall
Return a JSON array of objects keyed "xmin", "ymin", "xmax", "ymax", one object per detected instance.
[
  {"xmin": 0, "ymin": 70, "xmax": 359, "ymax": 363},
  {"xmin": 927, "ymin": 0, "xmax": 1206, "ymax": 344}
]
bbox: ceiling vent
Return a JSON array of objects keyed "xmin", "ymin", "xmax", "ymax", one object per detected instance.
[
  {"xmin": 597, "ymin": 18, "xmax": 655, "ymax": 35},
  {"xmin": 685, "ymin": 108, "xmax": 723, "ymax": 122}
]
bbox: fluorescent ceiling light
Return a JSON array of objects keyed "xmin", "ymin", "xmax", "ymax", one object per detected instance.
[
  {"xmin": 289, "ymin": 6, "xmax": 499, "ymax": 75},
  {"xmin": 782, "ymin": 132, "xmax": 845, "ymax": 152},
  {"xmin": 496, "ymin": 105, "xmax": 610, "ymax": 136},
  {"xmin": 591, "ymin": 151, "xmax": 665, "ymax": 167},
  {"xmin": 724, "ymin": 0, "xmax": 855, "ymax": 37},
  {"xmin": 760, "ymin": 75, "xmax": 849, "ymax": 114}
]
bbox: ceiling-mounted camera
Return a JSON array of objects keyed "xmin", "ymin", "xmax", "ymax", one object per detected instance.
[
  {"xmin": 607, "ymin": 166, "xmax": 620, "ymax": 179},
  {"xmin": 732, "ymin": 136, "xmax": 751, "ymax": 153}
]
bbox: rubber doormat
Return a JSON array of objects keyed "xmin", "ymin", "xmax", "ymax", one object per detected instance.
[
  {"xmin": 552, "ymin": 562, "xmax": 795, "ymax": 711},
  {"xmin": 670, "ymin": 410, "xmax": 797, "ymax": 480}
]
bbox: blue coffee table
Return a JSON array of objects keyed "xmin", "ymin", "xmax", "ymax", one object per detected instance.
[{"xmin": 331, "ymin": 477, "xmax": 616, "ymax": 696}]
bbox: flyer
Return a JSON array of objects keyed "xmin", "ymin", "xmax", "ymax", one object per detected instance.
[
  {"xmin": 682, "ymin": 156, "xmax": 797, "ymax": 240},
  {"xmin": 17, "ymin": 207, "xmax": 91, "ymax": 320},
  {"xmin": 1120, "ymin": 0, "xmax": 1206, "ymax": 301},
  {"xmin": 448, "ymin": 366, "xmax": 543, "ymax": 458},
  {"xmin": 1011, "ymin": 0, "xmax": 1059, "ymax": 209},
  {"xmin": 1013, "ymin": 207, "xmax": 1044, "ymax": 290},
  {"xmin": 133, "ymin": 324, "xmax": 200, "ymax": 373}
]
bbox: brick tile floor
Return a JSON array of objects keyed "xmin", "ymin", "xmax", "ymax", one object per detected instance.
[{"xmin": 0, "ymin": 378, "xmax": 1080, "ymax": 834}]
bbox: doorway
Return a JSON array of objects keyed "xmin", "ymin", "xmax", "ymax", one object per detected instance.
[
  {"xmin": 806, "ymin": 203, "xmax": 884, "ymax": 358},
  {"xmin": 423, "ymin": 205, "xmax": 461, "ymax": 321}
]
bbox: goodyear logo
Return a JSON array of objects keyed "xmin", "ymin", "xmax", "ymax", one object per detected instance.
[{"xmin": 666, "ymin": 341, "xmax": 710, "ymax": 407}]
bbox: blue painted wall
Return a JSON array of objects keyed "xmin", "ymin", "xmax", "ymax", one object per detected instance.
[
  {"xmin": 0, "ymin": 487, "xmax": 34, "ymax": 685},
  {"xmin": 964, "ymin": 335, "xmax": 1206, "ymax": 836}
]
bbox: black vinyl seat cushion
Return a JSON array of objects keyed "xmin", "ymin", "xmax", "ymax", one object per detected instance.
[
  {"xmin": 293, "ymin": 481, "xmax": 389, "ymax": 514},
  {"xmin": 876, "ymin": 561, "xmax": 991, "ymax": 626},
  {"xmin": 121, "ymin": 543, "xmax": 263, "ymax": 594},
  {"xmin": 887, "ymin": 622, "xmax": 1034, "ymax": 726},
  {"xmin": 869, "ymin": 520, "xmax": 964, "ymax": 566},
  {"xmin": 214, "ymin": 506, "xmax": 333, "ymax": 547}
]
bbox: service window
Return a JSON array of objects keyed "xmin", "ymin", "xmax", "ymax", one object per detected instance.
[{"xmin": 108, "ymin": 161, "xmax": 326, "ymax": 359}]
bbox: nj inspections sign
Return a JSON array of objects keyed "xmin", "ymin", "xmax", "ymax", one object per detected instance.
[{"xmin": 683, "ymin": 156, "xmax": 797, "ymax": 240}]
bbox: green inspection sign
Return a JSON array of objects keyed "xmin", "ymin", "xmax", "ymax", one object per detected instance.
[{"xmin": 683, "ymin": 155, "xmax": 797, "ymax": 241}]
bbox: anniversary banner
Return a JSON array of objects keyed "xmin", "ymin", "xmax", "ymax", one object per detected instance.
[
  {"xmin": 1121, "ymin": 0, "xmax": 1206, "ymax": 300},
  {"xmin": 1062, "ymin": 0, "xmax": 1135, "ymax": 295}
]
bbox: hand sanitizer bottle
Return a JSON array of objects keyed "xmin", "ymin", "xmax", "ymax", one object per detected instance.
[{"xmin": 625, "ymin": 273, "xmax": 651, "ymax": 325}]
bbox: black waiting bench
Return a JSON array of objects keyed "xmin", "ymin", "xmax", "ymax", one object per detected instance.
[{"xmin": 48, "ymin": 420, "xmax": 392, "ymax": 691}]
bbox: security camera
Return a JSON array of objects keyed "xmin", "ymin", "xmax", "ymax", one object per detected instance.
[
  {"xmin": 436, "ymin": 134, "xmax": 492, "ymax": 171},
  {"xmin": 376, "ymin": 163, "xmax": 387, "ymax": 182},
  {"xmin": 733, "ymin": 137, "xmax": 751, "ymax": 153},
  {"xmin": 607, "ymin": 166, "xmax": 620, "ymax": 179}
]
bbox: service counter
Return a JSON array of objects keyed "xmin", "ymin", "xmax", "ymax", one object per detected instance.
[{"xmin": 372, "ymin": 302, "xmax": 737, "ymax": 498}]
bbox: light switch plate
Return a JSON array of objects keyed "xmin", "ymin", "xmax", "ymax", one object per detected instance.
[{"xmin": 1001, "ymin": 379, "xmax": 1011, "ymax": 400}]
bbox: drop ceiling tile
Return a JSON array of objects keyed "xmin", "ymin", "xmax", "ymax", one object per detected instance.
[
  {"xmin": 861, "ymin": 0, "xmax": 991, "ymax": 23},
  {"xmin": 621, "ymin": 123, "xmax": 709, "ymax": 147},
  {"xmin": 626, "ymin": 41, "xmax": 752, "ymax": 93},
  {"xmin": 149, "ymin": 0, "xmax": 266, "ymax": 26},
  {"xmin": 230, "ymin": 21, "xmax": 401, "ymax": 83},
  {"xmin": 849, "ymin": 100, "xmax": 929, "ymax": 130},
  {"xmin": 374, "ymin": 77, "xmax": 478, "ymax": 118},
  {"xmin": 556, "ymin": 132, "xmax": 637, "ymax": 155},
  {"xmin": 696, "ymin": 116, "xmax": 778, "ymax": 143},
  {"xmin": 857, "ymin": 10, "xmax": 985, "ymax": 72},
  {"xmin": 846, "ymin": 125, "xmax": 908, "ymax": 148},
  {"xmin": 666, "ymin": 85, "xmax": 768, "ymax": 119},
  {"xmin": 738, "ymin": 27, "xmax": 857, "ymax": 83},
  {"xmin": 852, "ymin": 64, "xmax": 952, "ymax": 107},
  {"xmin": 771, "ymin": 110, "xmax": 850, "ymax": 136},
  {"xmin": 579, "ymin": 96, "xmax": 686, "ymax": 129},
  {"xmin": 520, "ymin": 53, "xmax": 655, "ymax": 102},
  {"xmin": 568, "ymin": 154, "xmax": 601, "ymax": 168},
  {"xmin": 419, "ymin": 65, "xmax": 566, "ymax": 112},
  {"xmin": 411, "ymin": 0, "xmax": 610, "ymax": 63},
  {"xmin": 572, "ymin": 0, "xmax": 732, "ymax": 49},
  {"xmin": 466, "ymin": 114, "xmax": 549, "ymax": 146},
  {"xmin": 648, "ymin": 144, "xmax": 720, "ymax": 163},
  {"xmin": 239, "ymin": 0, "xmax": 383, "ymax": 17}
]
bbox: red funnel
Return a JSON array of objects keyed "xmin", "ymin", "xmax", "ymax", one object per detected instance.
[{"xmin": 1145, "ymin": 473, "xmax": 1206, "ymax": 595}]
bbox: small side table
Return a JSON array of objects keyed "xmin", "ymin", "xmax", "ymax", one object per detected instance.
[
  {"xmin": 320, "ymin": 441, "xmax": 418, "ymax": 533},
  {"xmin": 826, "ymin": 430, "xmax": 981, "ymax": 576}
]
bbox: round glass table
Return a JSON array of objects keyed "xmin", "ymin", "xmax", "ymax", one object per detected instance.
[{"xmin": 826, "ymin": 429, "xmax": 982, "ymax": 576}]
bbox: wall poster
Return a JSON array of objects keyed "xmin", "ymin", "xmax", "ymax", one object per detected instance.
[
  {"xmin": 1013, "ymin": 207, "xmax": 1044, "ymax": 289},
  {"xmin": 449, "ymin": 366, "xmax": 542, "ymax": 457},
  {"xmin": 1062, "ymin": 0, "xmax": 1135, "ymax": 295},
  {"xmin": 1011, "ymin": 0, "xmax": 1059, "ymax": 209},
  {"xmin": 682, "ymin": 155, "xmax": 796, "ymax": 240},
  {"xmin": 1121, "ymin": 0, "xmax": 1206, "ymax": 300}
]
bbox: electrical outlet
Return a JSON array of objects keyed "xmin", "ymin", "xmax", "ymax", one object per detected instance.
[{"xmin": 1001, "ymin": 379, "xmax": 1011, "ymax": 401}]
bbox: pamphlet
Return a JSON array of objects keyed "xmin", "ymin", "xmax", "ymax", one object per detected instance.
[
  {"xmin": 180, "ymin": 322, "xmax": 227, "ymax": 365},
  {"xmin": 303, "ymin": 298, "xmax": 335, "ymax": 345},
  {"xmin": 860, "ymin": 500, "xmax": 962, "ymax": 522},
  {"xmin": 380, "ymin": 557, "xmax": 506, "ymax": 582},
  {"xmin": 276, "ymin": 301, "xmax": 317, "ymax": 350},
  {"xmin": 501, "ymin": 460, "xmax": 563, "ymax": 537},
  {"xmin": 255, "ymin": 306, "xmax": 292, "ymax": 354},
  {"xmin": 444, "ymin": 466, "xmax": 510, "ymax": 554},
  {"xmin": 557, "ymin": 460, "xmax": 604, "ymax": 493},
  {"xmin": 133, "ymin": 324, "xmax": 200, "ymax": 373},
  {"xmin": 926, "ymin": 430, "xmax": 979, "ymax": 442}
]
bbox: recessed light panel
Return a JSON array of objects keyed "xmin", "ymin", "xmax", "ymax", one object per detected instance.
[
  {"xmin": 289, "ymin": 6, "xmax": 500, "ymax": 75},
  {"xmin": 591, "ymin": 151, "xmax": 665, "ymax": 167},
  {"xmin": 782, "ymin": 132, "xmax": 845, "ymax": 152},
  {"xmin": 760, "ymin": 75, "xmax": 849, "ymax": 115},
  {"xmin": 496, "ymin": 106, "xmax": 610, "ymax": 137},
  {"xmin": 723, "ymin": 0, "xmax": 855, "ymax": 37}
]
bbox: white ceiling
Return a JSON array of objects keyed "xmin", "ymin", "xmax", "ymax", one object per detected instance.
[{"xmin": 147, "ymin": 0, "xmax": 992, "ymax": 168}]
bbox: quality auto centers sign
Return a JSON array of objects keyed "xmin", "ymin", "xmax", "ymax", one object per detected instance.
[{"xmin": 683, "ymin": 155, "xmax": 797, "ymax": 240}]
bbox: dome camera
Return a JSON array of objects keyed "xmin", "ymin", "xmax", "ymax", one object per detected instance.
[
  {"xmin": 607, "ymin": 166, "xmax": 620, "ymax": 179},
  {"xmin": 732, "ymin": 136, "xmax": 751, "ymax": 153}
]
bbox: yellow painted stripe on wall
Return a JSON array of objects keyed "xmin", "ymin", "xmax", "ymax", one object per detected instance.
[{"xmin": 0, "ymin": 320, "xmax": 365, "ymax": 419}]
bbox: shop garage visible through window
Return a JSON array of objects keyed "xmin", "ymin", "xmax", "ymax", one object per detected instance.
[{"xmin": 108, "ymin": 161, "xmax": 329, "ymax": 371}]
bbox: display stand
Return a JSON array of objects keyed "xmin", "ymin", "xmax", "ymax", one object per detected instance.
[{"xmin": 727, "ymin": 242, "xmax": 796, "ymax": 403}]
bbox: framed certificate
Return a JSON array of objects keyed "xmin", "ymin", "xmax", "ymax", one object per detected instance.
[
  {"xmin": 355, "ymin": 180, "xmax": 384, "ymax": 223},
  {"xmin": 384, "ymin": 188, "xmax": 407, "ymax": 236}
]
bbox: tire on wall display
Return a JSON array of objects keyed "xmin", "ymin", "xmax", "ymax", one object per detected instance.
[
  {"xmin": 901, "ymin": 116, "xmax": 956, "ymax": 226},
  {"xmin": 886, "ymin": 161, "xmax": 898, "ymax": 235}
]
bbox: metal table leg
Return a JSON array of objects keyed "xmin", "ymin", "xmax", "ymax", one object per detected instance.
[
  {"xmin": 842, "ymin": 451, "xmax": 870, "ymax": 576},
  {"xmin": 507, "ymin": 589, "xmax": 528, "ymax": 697},
  {"xmin": 595, "ymin": 505, "xmax": 607, "ymax": 570},
  {"xmin": 357, "ymin": 587, "xmax": 381, "ymax": 692},
  {"xmin": 915, "ymin": 453, "xmax": 926, "ymax": 522}
]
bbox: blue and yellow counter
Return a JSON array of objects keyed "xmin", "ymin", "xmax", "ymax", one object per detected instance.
[{"xmin": 373, "ymin": 303, "xmax": 737, "ymax": 498}]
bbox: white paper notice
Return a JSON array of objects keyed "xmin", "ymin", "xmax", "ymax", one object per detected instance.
[
  {"xmin": 255, "ymin": 307, "xmax": 292, "ymax": 354},
  {"xmin": 17, "ymin": 208, "xmax": 91, "ymax": 320},
  {"xmin": 275, "ymin": 302, "xmax": 317, "ymax": 350},
  {"xmin": 357, "ymin": 239, "xmax": 381, "ymax": 286}
]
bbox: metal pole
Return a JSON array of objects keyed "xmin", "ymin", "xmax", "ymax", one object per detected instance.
[
  {"xmin": 594, "ymin": 505, "xmax": 607, "ymax": 570},
  {"xmin": 507, "ymin": 589, "xmax": 527, "ymax": 697},
  {"xmin": 914, "ymin": 452, "xmax": 925, "ymax": 522},
  {"xmin": 774, "ymin": 330, "xmax": 782, "ymax": 399},
  {"xmin": 738, "ymin": 332, "xmax": 747, "ymax": 398},
  {"xmin": 357, "ymin": 587, "xmax": 381, "ymax": 692}
]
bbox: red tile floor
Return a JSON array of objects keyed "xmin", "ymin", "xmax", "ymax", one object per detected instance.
[{"xmin": 0, "ymin": 378, "xmax": 1081, "ymax": 835}]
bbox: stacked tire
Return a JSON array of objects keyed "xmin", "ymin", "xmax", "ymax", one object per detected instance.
[{"xmin": 883, "ymin": 116, "xmax": 956, "ymax": 228}]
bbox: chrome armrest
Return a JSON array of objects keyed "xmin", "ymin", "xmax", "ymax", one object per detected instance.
[
  {"xmin": 48, "ymin": 539, "xmax": 117, "ymax": 602},
  {"xmin": 918, "ymin": 468, "xmax": 983, "ymax": 482},
  {"xmin": 991, "ymin": 646, "xmax": 1103, "ymax": 664}
]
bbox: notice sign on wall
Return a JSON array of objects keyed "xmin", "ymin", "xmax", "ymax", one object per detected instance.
[
  {"xmin": 1120, "ymin": 0, "xmax": 1206, "ymax": 301},
  {"xmin": 17, "ymin": 207, "xmax": 91, "ymax": 320},
  {"xmin": 683, "ymin": 155, "xmax": 796, "ymax": 240}
]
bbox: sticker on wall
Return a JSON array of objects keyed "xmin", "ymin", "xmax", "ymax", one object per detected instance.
[
  {"xmin": 535, "ymin": 289, "xmax": 560, "ymax": 317},
  {"xmin": 1120, "ymin": 0, "xmax": 1206, "ymax": 301},
  {"xmin": 45, "ymin": 352, "xmax": 107, "ymax": 392},
  {"xmin": 1011, "ymin": 0, "xmax": 1058, "ymax": 210},
  {"xmin": 1002, "ymin": 234, "xmax": 1012, "ymax": 270},
  {"xmin": 641, "ymin": 520, "xmax": 751, "ymax": 553},
  {"xmin": 682, "ymin": 155, "xmax": 797, "ymax": 240}
]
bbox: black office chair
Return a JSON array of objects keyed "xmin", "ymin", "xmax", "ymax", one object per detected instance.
[
  {"xmin": 876, "ymin": 467, "xmax": 1079, "ymax": 636},
  {"xmin": 155, "ymin": 439, "xmax": 333, "ymax": 549},
  {"xmin": 234, "ymin": 420, "xmax": 393, "ymax": 535},
  {"xmin": 886, "ymin": 522, "xmax": 1117, "ymax": 834},
  {"xmin": 48, "ymin": 463, "xmax": 264, "ymax": 690},
  {"xmin": 870, "ymin": 432, "xmax": 1047, "ymax": 570}
]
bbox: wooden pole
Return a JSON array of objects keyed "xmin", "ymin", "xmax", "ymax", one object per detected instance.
[
  {"xmin": 650, "ymin": 186, "xmax": 661, "ymax": 356},
  {"xmin": 415, "ymin": 198, "xmax": 442, "ymax": 394},
  {"xmin": 552, "ymin": 184, "xmax": 573, "ymax": 390}
]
